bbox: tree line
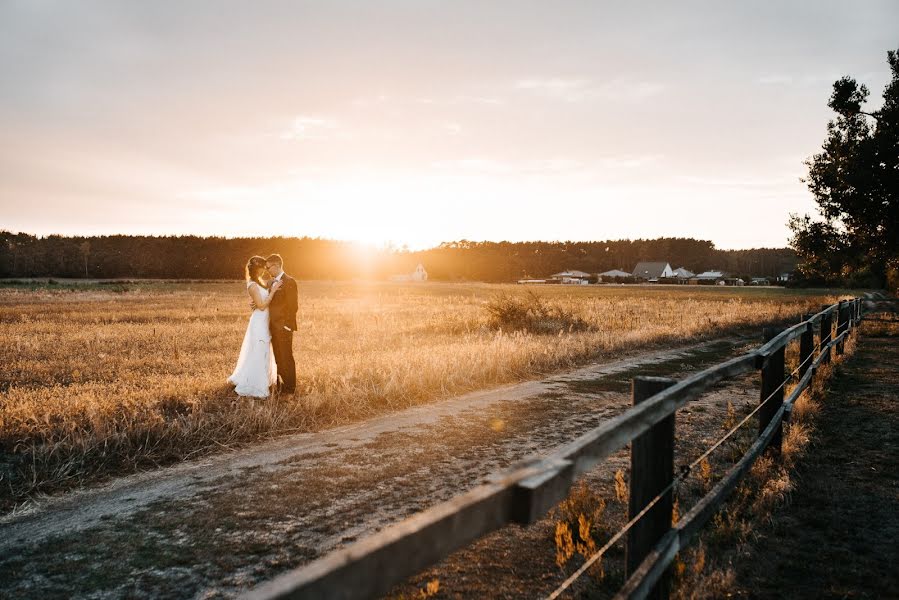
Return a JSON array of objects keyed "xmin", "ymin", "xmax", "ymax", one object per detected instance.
[{"xmin": 0, "ymin": 231, "xmax": 797, "ymax": 283}]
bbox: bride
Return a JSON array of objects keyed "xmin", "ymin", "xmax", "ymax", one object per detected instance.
[{"xmin": 228, "ymin": 256, "xmax": 282, "ymax": 398}]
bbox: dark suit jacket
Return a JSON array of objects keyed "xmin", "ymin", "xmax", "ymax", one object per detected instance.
[{"xmin": 268, "ymin": 273, "xmax": 298, "ymax": 333}]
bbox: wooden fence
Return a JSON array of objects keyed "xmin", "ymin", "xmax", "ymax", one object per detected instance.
[{"xmin": 244, "ymin": 296, "xmax": 869, "ymax": 600}]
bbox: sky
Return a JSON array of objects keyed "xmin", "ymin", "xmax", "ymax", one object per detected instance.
[{"xmin": 1, "ymin": 1, "xmax": 897, "ymax": 250}]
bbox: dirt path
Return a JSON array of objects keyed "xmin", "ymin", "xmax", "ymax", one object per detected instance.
[
  {"xmin": 0, "ymin": 336, "xmax": 756, "ymax": 599},
  {"xmin": 731, "ymin": 313, "xmax": 899, "ymax": 598}
]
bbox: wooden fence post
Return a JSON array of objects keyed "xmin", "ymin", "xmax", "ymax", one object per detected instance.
[
  {"xmin": 820, "ymin": 306, "xmax": 833, "ymax": 365},
  {"xmin": 627, "ymin": 376, "xmax": 676, "ymax": 600},
  {"xmin": 836, "ymin": 301, "xmax": 849, "ymax": 355},
  {"xmin": 798, "ymin": 314, "xmax": 815, "ymax": 381},
  {"xmin": 759, "ymin": 327, "xmax": 785, "ymax": 453}
]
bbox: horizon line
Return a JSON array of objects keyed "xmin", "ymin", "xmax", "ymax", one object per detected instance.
[{"xmin": 0, "ymin": 229, "xmax": 794, "ymax": 253}]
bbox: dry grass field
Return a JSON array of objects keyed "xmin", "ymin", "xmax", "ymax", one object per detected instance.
[{"xmin": 0, "ymin": 281, "xmax": 849, "ymax": 509}]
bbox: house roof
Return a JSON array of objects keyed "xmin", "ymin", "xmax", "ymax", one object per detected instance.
[
  {"xmin": 551, "ymin": 270, "xmax": 591, "ymax": 278},
  {"xmin": 672, "ymin": 267, "xmax": 695, "ymax": 278},
  {"xmin": 693, "ymin": 270, "xmax": 725, "ymax": 279},
  {"xmin": 632, "ymin": 262, "xmax": 671, "ymax": 279},
  {"xmin": 599, "ymin": 269, "xmax": 633, "ymax": 277}
]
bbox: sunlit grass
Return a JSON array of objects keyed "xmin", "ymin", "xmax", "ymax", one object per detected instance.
[{"xmin": 0, "ymin": 281, "xmax": 847, "ymax": 508}]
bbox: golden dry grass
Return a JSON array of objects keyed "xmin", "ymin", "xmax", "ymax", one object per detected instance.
[{"xmin": 0, "ymin": 281, "xmax": 848, "ymax": 507}]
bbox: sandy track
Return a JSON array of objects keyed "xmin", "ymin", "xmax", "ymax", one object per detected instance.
[{"xmin": 0, "ymin": 336, "xmax": 753, "ymax": 599}]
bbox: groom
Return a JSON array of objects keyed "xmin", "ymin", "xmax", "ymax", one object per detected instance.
[{"xmin": 265, "ymin": 254, "xmax": 298, "ymax": 394}]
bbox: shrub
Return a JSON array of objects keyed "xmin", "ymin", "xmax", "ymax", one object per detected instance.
[{"xmin": 485, "ymin": 292, "xmax": 594, "ymax": 334}]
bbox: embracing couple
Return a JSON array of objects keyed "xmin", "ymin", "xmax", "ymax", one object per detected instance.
[{"xmin": 228, "ymin": 254, "xmax": 298, "ymax": 398}]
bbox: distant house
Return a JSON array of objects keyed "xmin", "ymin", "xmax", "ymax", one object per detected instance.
[
  {"xmin": 751, "ymin": 277, "xmax": 771, "ymax": 286},
  {"xmin": 672, "ymin": 267, "xmax": 695, "ymax": 279},
  {"xmin": 551, "ymin": 270, "xmax": 591, "ymax": 279},
  {"xmin": 693, "ymin": 270, "xmax": 725, "ymax": 280},
  {"xmin": 689, "ymin": 270, "xmax": 725, "ymax": 285},
  {"xmin": 689, "ymin": 270, "xmax": 744, "ymax": 286},
  {"xmin": 632, "ymin": 262, "xmax": 674, "ymax": 282},
  {"xmin": 550, "ymin": 269, "xmax": 591, "ymax": 285},
  {"xmin": 412, "ymin": 263, "xmax": 428, "ymax": 282},
  {"xmin": 599, "ymin": 269, "xmax": 633, "ymax": 278},
  {"xmin": 597, "ymin": 269, "xmax": 634, "ymax": 284},
  {"xmin": 390, "ymin": 263, "xmax": 428, "ymax": 283}
]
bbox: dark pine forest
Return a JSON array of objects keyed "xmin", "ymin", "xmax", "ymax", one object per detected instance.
[{"xmin": 0, "ymin": 231, "xmax": 797, "ymax": 283}]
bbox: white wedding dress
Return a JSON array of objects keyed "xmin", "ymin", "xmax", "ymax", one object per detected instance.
[{"xmin": 228, "ymin": 282, "xmax": 278, "ymax": 398}]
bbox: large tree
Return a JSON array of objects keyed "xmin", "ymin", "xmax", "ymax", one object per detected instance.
[{"xmin": 790, "ymin": 48, "xmax": 899, "ymax": 288}]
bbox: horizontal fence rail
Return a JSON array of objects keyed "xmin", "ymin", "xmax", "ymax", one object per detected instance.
[{"xmin": 243, "ymin": 295, "xmax": 875, "ymax": 600}]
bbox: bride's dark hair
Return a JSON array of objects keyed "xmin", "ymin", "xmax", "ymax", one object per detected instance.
[{"xmin": 245, "ymin": 256, "xmax": 268, "ymax": 287}]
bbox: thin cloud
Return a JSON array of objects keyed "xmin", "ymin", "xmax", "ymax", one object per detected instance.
[
  {"xmin": 431, "ymin": 158, "xmax": 515, "ymax": 174},
  {"xmin": 430, "ymin": 157, "xmax": 583, "ymax": 174},
  {"xmin": 515, "ymin": 78, "xmax": 664, "ymax": 102},
  {"xmin": 597, "ymin": 154, "xmax": 664, "ymax": 169},
  {"xmin": 430, "ymin": 155, "xmax": 659, "ymax": 175},
  {"xmin": 442, "ymin": 122, "xmax": 463, "ymax": 136},
  {"xmin": 279, "ymin": 116, "xmax": 339, "ymax": 140},
  {"xmin": 678, "ymin": 174, "xmax": 796, "ymax": 187},
  {"xmin": 450, "ymin": 94, "xmax": 504, "ymax": 106},
  {"xmin": 595, "ymin": 80, "xmax": 666, "ymax": 101},
  {"xmin": 514, "ymin": 78, "xmax": 591, "ymax": 101},
  {"xmin": 351, "ymin": 93, "xmax": 505, "ymax": 107},
  {"xmin": 757, "ymin": 74, "xmax": 794, "ymax": 85},
  {"xmin": 756, "ymin": 72, "xmax": 842, "ymax": 87}
]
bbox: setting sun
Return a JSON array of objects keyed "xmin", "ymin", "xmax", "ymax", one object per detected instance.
[{"xmin": 3, "ymin": 3, "xmax": 894, "ymax": 250}]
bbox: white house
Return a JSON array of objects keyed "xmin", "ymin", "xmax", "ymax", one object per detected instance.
[
  {"xmin": 632, "ymin": 262, "xmax": 674, "ymax": 281},
  {"xmin": 390, "ymin": 263, "xmax": 428, "ymax": 282},
  {"xmin": 550, "ymin": 269, "xmax": 591, "ymax": 284},
  {"xmin": 692, "ymin": 270, "xmax": 725, "ymax": 281},
  {"xmin": 599, "ymin": 269, "xmax": 633, "ymax": 278},
  {"xmin": 411, "ymin": 263, "xmax": 428, "ymax": 282},
  {"xmin": 551, "ymin": 270, "xmax": 591, "ymax": 279},
  {"xmin": 689, "ymin": 270, "xmax": 746, "ymax": 286}
]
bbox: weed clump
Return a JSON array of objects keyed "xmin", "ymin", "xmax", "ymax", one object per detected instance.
[
  {"xmin": 553, "ymin": 481, "xmax": 608, "ymax": 579},
  {"xmin": 485, "ymin": 292, "xmax": 594, "ymax": 334}
]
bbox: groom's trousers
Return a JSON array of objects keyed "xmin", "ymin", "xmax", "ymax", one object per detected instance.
[{"xmin": 271, "ymin": 329, "xmax": 296, "ymax": 394}]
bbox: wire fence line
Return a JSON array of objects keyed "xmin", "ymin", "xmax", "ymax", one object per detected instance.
[
  {"xmin": 612, "ymin": 298, "xmax": 866, "ymax": 600},
  {"xmin": 556, "ymin": 310, "xmax": 861, "ymax": 600},
  {"xmin": 243, "ymin": 296, "xmax": 870, "ymax": 600},
  {"xmin": 544, "ymin": 335, "xmax": 828, "ymax": 600}
]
